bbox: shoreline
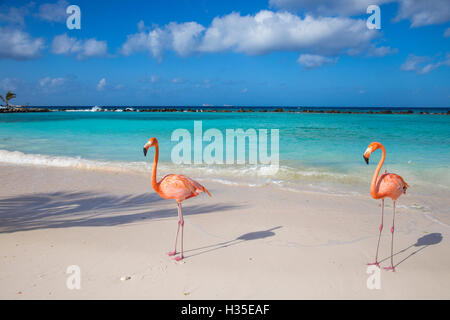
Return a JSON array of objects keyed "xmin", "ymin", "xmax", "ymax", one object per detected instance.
[
  {"xmin": 0, "ymin": 148, "xmax": 449, "ymax": 227},
  {"xmin": 1, "ymin": 107, "xmax": 449, "ymax": 115},
  {"xmin": 1, "ymin": 164, "xmax": 449, "ymax": 299}
]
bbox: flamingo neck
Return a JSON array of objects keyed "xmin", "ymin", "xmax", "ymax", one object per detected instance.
[
  {"xmin": 151, "ymin": 143, "xmax": 160, "ymax": 192},
  {"xmin": 370, "ymin": 144, "xmax": 385, "ymax": 199}
]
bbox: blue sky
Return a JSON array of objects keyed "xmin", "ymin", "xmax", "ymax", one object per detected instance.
[{"xmin": 0, "ymin": 0, "xmax": 449, "ymax": 107}]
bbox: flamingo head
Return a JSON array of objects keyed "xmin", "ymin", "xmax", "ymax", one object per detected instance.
[
  {"xmin": 143, "ymin": 137, "xmax": 157, "ymax": 156},
  {"xmin": 363, "ymin": 142, "xmax": 381, "ymax": 165}
]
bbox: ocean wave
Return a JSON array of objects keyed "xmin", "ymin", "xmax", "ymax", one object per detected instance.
[
  {"xmin": 0, "ymin": 149, "xmax": 447, "ymax": 198},
  {"xmin": 0, "ymin": 149, "xmax": 363, "ymax": 185},
  {"xmin": 0, "ymin": 149, "xmax": 134, "ymax": 172}
]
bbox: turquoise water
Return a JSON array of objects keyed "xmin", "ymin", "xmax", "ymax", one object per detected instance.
[{"xmin": 0, "ymin": 111, "xmax": 449, "ymax": 196}]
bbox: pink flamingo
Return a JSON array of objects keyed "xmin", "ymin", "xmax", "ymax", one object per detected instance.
[
  {"xmin": 363, "ymin": 142, "xmax": 409, "ymax": 271},
  {"xmin": 143, "ymin": 137, "xmax": 211, "ymax": 261}
]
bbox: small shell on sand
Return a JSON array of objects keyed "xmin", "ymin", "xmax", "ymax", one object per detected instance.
[{"xmin": 120, "ymin": 276, "xmax": 131, "ymax": 281}]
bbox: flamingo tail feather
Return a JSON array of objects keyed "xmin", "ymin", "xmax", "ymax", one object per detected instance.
[{"xmin": 202, "ymin": 186, "xmax": 212, "ymax": 197}]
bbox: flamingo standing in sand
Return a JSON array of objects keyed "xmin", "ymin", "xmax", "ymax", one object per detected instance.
[
  {"xmin": 363, "ymin": 142, "xmax": 409, "ymax": 271},
  {"xmin": 143, "ymin": 137, "xmax": 211, "ymax": 261}
]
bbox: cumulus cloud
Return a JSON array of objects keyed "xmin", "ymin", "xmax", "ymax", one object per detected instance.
[
  {"xmin": 0, "ymin": 3, "xmax": 34, "ymax": 27},
  {"xmin": 401, "ymin": 54, "xmax": 450, "ymax": 74},
  {"xmin": 199, "ymin": 11, "xmax": 376, "ymax": 55},
  {"xmin": 121, "ymin": 10, "xmax": 379, "ymax": 63},
  {"xmin": 121, "ymin": 21, "xmax": 205, "ymax": 61},
  {"xmin": 97, "ymin": 78, "xmax": 106, "ymax": 91},
  {"xmin": 51, "ymin": 34, "xmax": 107, "ymax": 59},
  {"xmin": 0, "ymin": 27, "xmax": 45, "ymax": 60},
  {"xmin": 270, "ymin": 0, "xmax": 450, "ymax": 27},
  {"xmin": 269, "ymin": 0, "xmax": 392, "ymax": 16},
  {"xmin": 38, "ymin": 76, "xmax": 69, "ymax": 92},
  {"xmin": 394, "ymin": 0, "xmax": 450, "ymax": 27},
  {"xmin": 34, "ymin": 0, "xmax": 69, "ymax": 23},
  {"xmin": 297, "ymin": 54, "xmax": 337, "ymax": 69},
  {"xmin": 444, "ymin": 27, "xmax": 450, "ymax": 38}
]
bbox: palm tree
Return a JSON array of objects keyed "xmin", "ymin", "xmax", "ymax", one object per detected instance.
[{"xmin": 0, "ymin": 91, "xmax": 17, "ymax": 109}]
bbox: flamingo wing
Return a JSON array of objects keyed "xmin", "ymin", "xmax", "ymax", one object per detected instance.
[
  {"xmin": 158, "ymin": 174, "xmax": 211, "ymax": 201},
  {"xmin": 377, "ymin": 173, "xmax": 409, "ymax": 200}
]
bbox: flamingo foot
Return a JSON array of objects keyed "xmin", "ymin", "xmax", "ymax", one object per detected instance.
[
  {"xmin": 367, "ymin": 262, "xmax": 380, "ymax": 267},
  {"xmin": 384, "ymin": 266, "xmax": 395, "ymax": 272},
  {"xmin": 167, "ymin": 251, "xmax": 177, "ymax": 256},
  {"xmin": 174, "ymin": 255, "xmax": 184, "ymax": 261}
]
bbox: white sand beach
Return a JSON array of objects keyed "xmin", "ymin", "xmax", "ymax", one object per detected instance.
[{"xmin": 0, "ymin": 164, "xmax": 449, "ymax": 299}]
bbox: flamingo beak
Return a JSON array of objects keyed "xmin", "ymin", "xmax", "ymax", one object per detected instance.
[
  {"xmin": 143, "ymin": 147, "xmax": 148, "ymax": 156},
  {"xmin": 363, "ymin": 155, "xmax": 369, "ymax": 165}
]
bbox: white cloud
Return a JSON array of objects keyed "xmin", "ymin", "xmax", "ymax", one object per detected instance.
[
  {"xmin": 121, "ymin": 21, "xmax": 205, "ymax": 61},
  {"xmin": 51, "ymin": 33, "xmax": 79, "ymax": 54},
  {"xmin": 121, "ymin": 29, "xmax": 164, "ymax": 60},
  {"xmin": 51, "ymin": 34, "xmax": 107, "ymax": 59},
  {"xmin": 297, "ymin": 54, "xmax": 337, "ymax": 69},
  {"xmin": 199, "ymin": 11, "xmax": 376, "ymax": 56},
  {"xmin": 395, "ymin": 0, "xmax": 450, "ymax": 27},
  {"xmin": 269, "ymin": 0, "xmax": 392, "ymax": 16},
  {"xmin": 401, "ymin": 54, "xmax": 428, "ymax": 71},
  {"xmin": 270, "ymin": 0, "xmax": 450, "ymax": 27},
  {"xmin": 444, "ymin": 27, "xmax": 450, "ymax": 38},
  {"xmin": 39, "ymin": 76, "xmax": 66, "ymax": 87},
  {"xmin": 367, "ymin": 45, "xmax": 398, "ymax": 57},
  {"xmin": 97, "ymin": 78, "xmax": 106, "ymax": 91},
  {"xmin": 38, "ymin": 76, "xmax": 68, "ymax": 92},
  {"xmin": 122, "ymin": 10, "xmax": 379, "ymax": 63},
  {"xmin": 34, "ymin": 0, "xmax": 69, "ymax": 23},
  {"xmin": 82, "ymin": 38, "xmax": 108, "ymax": 57},
  {"xmin": 0, "ymin": 3, "xmax": 34, "ymax": 27},
  {"xmin": 0, "ymin": 27, "xmax": 45, "ymax": 60},
  {"xmin": 241, "ymin": 88, "xmax": 248, "ymax": 93},
  {"xmin": 401, "ymin": 54, "xmax": 450, "ymax": 74}
]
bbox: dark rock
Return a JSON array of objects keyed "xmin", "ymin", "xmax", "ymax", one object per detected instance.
[{"xmin": 0, "ymin": 108, "xmax": 50, "ymax": 113}]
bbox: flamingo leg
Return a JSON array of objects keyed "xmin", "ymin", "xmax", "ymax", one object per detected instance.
[
  {"xmin": 174, "ymin": 202, "xmax": 184, "ymax": 261},
  {"xmin": 368, "ymin": 199, "xmax": 384, "ymax": 267},
  {"xmin": 167, "ymin": 203, "xmax": 181, "ymax": 256},
  {"xmin": 384, "ymin": 201, "xmax": 396, "ymax": 272}
]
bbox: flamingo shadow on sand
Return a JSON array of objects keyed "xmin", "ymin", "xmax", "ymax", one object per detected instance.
[
  {"xmin": 378, "ymin": 233, "xmax": 443, "ymax": 268},
  {"xmin": 183, "ymin": 226, "xmax": 282, "ymax": 259},
  {"xmin": 0, "ymin": 191, "xmax": 240, "ymax": 233}
]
